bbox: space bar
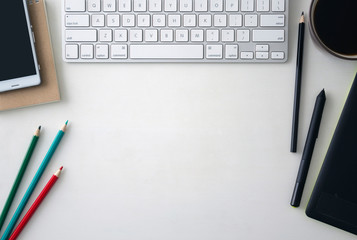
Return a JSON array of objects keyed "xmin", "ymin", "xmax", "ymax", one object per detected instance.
[{"xmin": 130, "ymin": 45, "xmax": 204, "ymax": 59}]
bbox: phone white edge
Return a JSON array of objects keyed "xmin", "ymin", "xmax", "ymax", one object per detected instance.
[{"xmin": 0, "ymin": 0, "xmax": 41, "ymax": 93}]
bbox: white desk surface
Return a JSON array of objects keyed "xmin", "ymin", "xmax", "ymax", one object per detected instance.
[{"xmin": 1, "ymin": 0, "xmax": 357, "ymax": 239}]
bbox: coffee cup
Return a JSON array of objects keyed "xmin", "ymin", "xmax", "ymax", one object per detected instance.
[{"xmin": 309, "ymin": 0, "xmax": 357, "ymax": 60}]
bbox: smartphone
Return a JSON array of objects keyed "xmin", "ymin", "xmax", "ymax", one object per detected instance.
[{"xmin": 0, "ymin": 0, "xmax": 41, "ymax": 92}]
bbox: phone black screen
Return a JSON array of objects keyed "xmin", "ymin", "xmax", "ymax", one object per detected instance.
[{"xmin": 0, "ymin": 0, "xmax": 36, "ymax": 82}]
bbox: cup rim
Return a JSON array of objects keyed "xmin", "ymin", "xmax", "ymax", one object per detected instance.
[{"xmin": 309, "ymin": 0, "xmax": 357, "ymax": 60}]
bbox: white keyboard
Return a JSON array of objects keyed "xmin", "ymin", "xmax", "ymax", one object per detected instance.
[{"xmin": 63, "ymin": 0, "xmax": 288, "ymax": 62}]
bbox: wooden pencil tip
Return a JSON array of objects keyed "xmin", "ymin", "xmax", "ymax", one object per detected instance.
[
  {"xmin": 35, "ymin": 126, "xmax": 41, "ymax": 136},
  {"xmin": 54, "ymin": 167, "xmax": 63, "ymax": 177},
  {"xmin": 299, "ymin": 12, "xmax": 305, "ymax": 23},
  {"xmin": 60, "ymin": 166, "xmax": 63, "ymax": 170},
  {"xmin": 61, "ymin": 121, "xmax": 68, "ymax": 132},
  {"xmin": 302, "ymin": 11, "xmax": 304, "ymax": 16},
  {"xmin": 65, "ymin": 120, "xmax": 69, "ymax": 125}
]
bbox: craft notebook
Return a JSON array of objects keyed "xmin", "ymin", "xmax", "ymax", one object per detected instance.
[
  {"xmin": 306, "ymin": 73, "xmax": 357, "ymax": 235},
  {"xmin": 0, "ymin": 0, "xmax": 59, "ymax": 111}
]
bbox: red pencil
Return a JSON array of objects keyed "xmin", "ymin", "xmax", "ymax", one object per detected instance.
[{"xmin": 9, "ymin": 167, "xmax": 63, "ymax": 240}]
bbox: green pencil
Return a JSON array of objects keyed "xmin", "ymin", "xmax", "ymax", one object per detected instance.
[{"xmin": 0, "ymin": 126, "xmax": 41, "ymax": 232}]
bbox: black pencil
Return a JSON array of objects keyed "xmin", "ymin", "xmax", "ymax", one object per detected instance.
[{"xmin": 291, "ymin": 12, "xmax": 305, "ymax": 153}]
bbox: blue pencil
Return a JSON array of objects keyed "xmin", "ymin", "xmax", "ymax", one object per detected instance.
[{"xmin": 0, "ymin": 121, "xmax": 68, "ymax": 240}]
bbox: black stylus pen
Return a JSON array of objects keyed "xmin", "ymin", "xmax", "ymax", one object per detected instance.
[
  {"xmin": 291, "ymin": 89, "xmax": 326, "ymax": 207},
  {"xmin": 291, "ymin": 12, "xmax": 305, "ymax": 153}
]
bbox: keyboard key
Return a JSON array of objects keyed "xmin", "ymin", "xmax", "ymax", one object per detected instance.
[
  {"xmin": 253, "ymin": 30, "xmax": 284, "ymax": 42},
  {"xmin": 237, "ymin": 30, "xmax": 250, "ymax": 42},
  {"xmin": 118, "ymin": 0, "xmax": 131, "ymax": 11},
  {"xmin": 161, "ymin": 29, "xmax": 174, "ymax": 42},
  {"xmin": 256, "ymin": 52, "xmax": 269, "ymax": 59},
  {"xmin": 229, "ymin": 15, "xmax": 242, "ymax": 27},
  {"xmin": 122, "ymin": 15, "xmax": 135, "ymax": 26},
  {"xmin": 191, "ymin": 29, "xmax": 204, "ymax": 42},
  {"xmin": 103, "ymin": 0, "xmax": 116, "ymax": 11},
  {"xmin": 260, "ymin": 15, "xmax": 285, "ymax": 27},
  {"xmin": 256, "ymin": 44, "xmax": 269, "ymax": 51},
  {"xmin": 65, "ymin": 0, "xmax": 85, "ymax": 12},
  {"xmin": 107, "ymin": 15, "xmax": 120, "ymax": 27},
  {"xmin": 176, "ymin": 29, "xmax": 189, "ymax": 42},
  {"xmin": 226, "ymin": 0, "xmax": 239, "ymax": 11},
  {"xmin": 222, "ymin": 30, "xmax": 235, "ymax": 42},
  {"xmin": 241, "ymin": 51, "xmax": 254, "ymax": 59},
  {"xmin": 210, "ymin": 0, "xmax": 223, "ymax": 12},
  {"xmin": 92, "ymin": 14, "xmax": 105, "ymax": 27},
  {"xmin": 65, "ymin": 15, "xmax": 90, "ymax": 27},
  {"xmin": 145, "ymin": 29, "xmax": 158, "ymax": 41},
  {"xmin": 111, "ymin": 45, "xmax": 128, "ymax": 58},
  {"xmin": 114, "ymin": 30, "xmax": 128, "ymax": 41},
  {"xmin": 199, "ymin": 15, "xmax": 212, "ymax": 27},
  {"xmin": 195, "ymin": 0, "xmax": 208, "ymax": 11},
  {"xmin": 137, "ymin": 15, "xmax": 151, "ymax": 27},
  {"xmin": 88, "ymin": 0, "xmax": 101, "ymax": 11},
  {"xmin": 153, "ymin": 15, "xmax": 166, "ymax": 27},
  {"xmin": 184, "ymin": 15, "xmax": 196, "ymax": 27},
  {"xmin": 66, "ymin": 30, "xmax": 97, "ymax": 42},
  {"xmin": 164, "ymin": 0, "xmax": 177, "ymax": 11},
  {"xmin": 257, "ymin": 0, "xmax": 269, "ymax": 11},
  {"xmin": 214, "ymin": 15, "xmax": 227, "ymax": 27},
  {"xmin": 130, "ymin": 29, "xmax": 143, "ymax": 41},
  {"xmin": 272, "ymin": 0, "xmax": 285, "ymax": 12},
  {"xmin": 99, "ymin": 29, "xmax": 113, "ymax": 42},
  {"xmin": 65, "ymin": 44, "xmax": 79, "ymax": 58},
  {"xmin": 96, "ymin": 44, "xmax": 109, "ymax": 58},
  {"xmin": 180, "ymin": 0, "xmax": 193, "ymax": 11},
  {"xmin": 241, "ymin": 0, "xmax": 254, "ymax": 12},
  {"xmin": 134, "ymin": 0, "xmax": 147, "ymax": 11},
  {"xmin": 81, "ymin": 44, "xmax": 94, "ymax": 58},
  {"xmin": 225, "ymin": 45, "xmax": 238, "ymax": 59},
  {"xmin": 245, "ymin": 14, "xmax": 258, "ymax": 27},
  {"xmin": 149, "ymin": 0, "xmax": 162, "ymax": 11},
  {"xmin": 168, "ymin": 15, "xmax": 181, "ymax": 27},
  {"xmin": 271, "ymin": 51, "xmax": 285, "ymax": 59},
  {"xmin": 130, "ymin": 45, "xmax": 204, "ymax": 59},
  {"xmin": 206, "ymin": 30, "xmax": 220, "ymax": 42},
  {"xmin": 206, "ymin": 45, "xmax": 223, "ymax": 59}
]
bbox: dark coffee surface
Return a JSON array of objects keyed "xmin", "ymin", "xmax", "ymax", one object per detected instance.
[{"xmin": 314, "ymin": 0, "xmax": 357, "ymax": 55}]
